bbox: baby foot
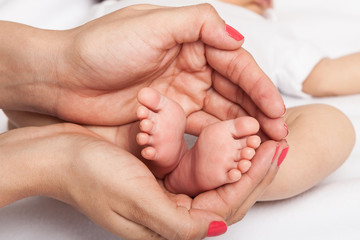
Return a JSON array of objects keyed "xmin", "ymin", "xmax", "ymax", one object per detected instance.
[
  {"xmin": 164, "ymin": 116, "xmax": 261, "ymax": 196},
  {"xmin": 136, "ymin": 87, "xmax": 188, "ymax": 178}
]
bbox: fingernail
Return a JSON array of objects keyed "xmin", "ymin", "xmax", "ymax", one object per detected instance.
[
  {"xmin": 272, "ymin": 145, "xmax": 280, "ymax": 163},
  {"xmin": 284, "ymin": 123, "xmax": 289, "ymax": 136},
  {"xmin": 226, "ymin": 24, "xmax": 244, "ymax": 41},
  {"xmin": 278, "ymin": 147, "xmax": 289, "ymax": 166},
  {"xmin": 207, "ymin": 221, "xmax": 227, "ymax": 237},
  {"xmin": 282, "ymin": 104, "xmax": 287, "ymax": 117}
]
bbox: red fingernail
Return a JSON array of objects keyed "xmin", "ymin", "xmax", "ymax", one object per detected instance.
[
  {"xmin": 278, "ymin": 147, "xmax": 289, "ymax": 166},
  {"xmin": 282, "ymin": 104, "xmax": 287, "ymax": 116},
  {"xmin": 207, "ymin": 221, "xmax": 227, "ymax": 237},
  {"xmin": 226, "ymin": 24, "xmax": 244, "ymax": 41},
  {"xmin": 272, "ymin": 145, "xmax": 280, "ymax": 163},
  {"xmin": 284, "ymin": 123, "xmax": 289, "ymax": 136}
]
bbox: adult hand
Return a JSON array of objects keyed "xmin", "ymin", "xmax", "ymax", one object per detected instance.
[
  {"xmin": 0, "ymin": 123, "xmax": 287, "ymax": 239},
  {"xmin": 86, "ymin": 124, "xmax": 289, "ymax": 231},
  {"xmin": 62, "ymin": 4, "xmax": 287, "ymax": 140},
  {"xmin": 0, "ymin": 123, "xmax": 218, "ymax": 239},
  {"xmin": 0, "ymin": 4, "xmax": 287, "ymax": 140}
]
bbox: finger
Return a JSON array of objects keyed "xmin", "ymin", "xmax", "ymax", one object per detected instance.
[
  {"xmin": 228, "ymin": 140, "xmax": 289, "ymax": 224},
  {"xmin": 206, "ymin": 46, "xmax": 286, "ymax": 119},
  {"xmin": 192, "ymin": 140, "xmax": 284, "ymax": 221},
  {"xmin": 215, "ymin": 141, "xmax": 280, "ymax": 212},
  {"xmin": 148, "ymin": 187, "xmax": 227, "ymax": 239},
  {"xmin": 111, "ymin": 150, "xmax": 227, "ymax": 239},
  {"xmin": 212, "ymin": 71, "xmax": 259, "ymax": 117},
  {"xmin": 203, "ymin": 88, "xmax": 252, "ymax": 119},
  {"xmin": 185, "ymin": 110, "xmax": 221, "ymax": 135},
  {"xmin": 203, "ymin": 88, "xmax": 286, "ymax": 140},
  {"xmin": 145, "ymin": 3, "xmax": 244, "ymax": 50},
  {"xmin": 133, "ymin": 192, "xmax": 227, "ymax": 239}
]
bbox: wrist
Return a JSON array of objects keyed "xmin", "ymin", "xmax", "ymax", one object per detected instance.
[
  {"xmin": 0, "ymin": 124, "xmax": 82, "ymax": 207},
  {"xmin": 0, "ymin": 21, "xmax": 68, "ymax": 114},
  {"xmin": 0, "ymin": 128, "xmax": 50, "ymax": 207}
]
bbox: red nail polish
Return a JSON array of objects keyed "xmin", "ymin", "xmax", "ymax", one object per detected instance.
[
  {"xmin": 278, "ymin": 147, "xmax": 289, "ymax": 166},
  {"xmin": 272, "ymin": 145, "xmax": 280, "ymax": 163},
  {"xmin": 282, "ymin": 104, "xmax": 287, "ymax": 117},
  {"xmin": 284, "ymin": 123, "xmax": 289, "ymax": 136},
  {"xmin": 207, "ymin": 221, "xmax": 227, "ymax": 237},
  {"xmin": 226, "ymin": 24, "xmax": 244, "ymax": 41}
]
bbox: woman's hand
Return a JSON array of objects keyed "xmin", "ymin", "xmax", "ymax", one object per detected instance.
[
  {"xmin": 58, "ymin": 4, "xmax": 286, "ymax": 140},
  {"xmin": 0, "ymin": 123, "xmax": 218, "ymax": 239},
  {"xmin": 0, "ymin": 4, "xmax": 286, "ymax": 140},
  {"xmin": 67, "ymin": 134, "xmax": 288, "ymax": 239},
  {"xmin": 0, "ymin": 123, "xmax": 287, "ymax": 239}
]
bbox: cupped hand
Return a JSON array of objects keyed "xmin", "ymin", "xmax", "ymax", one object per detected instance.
[
  {"xmin": 0, "ymin": 123, "xmax": 219, "ymax": 239},
  {"xmin": 68, "ymin": 123, "xmax": 288, "ymax": 238},
  {"xmin": 56, "ymin": 126, "xmax": 288, "ymax": 239},
  {"xmin": 0, "ymin": 121, "xmax": 287, "ymax": 239},
  {"xmin": 54, "ymin": 4, "xmax": 286, "ymax": 140},
  {"xmin": 149, "ymin": 140, "xmax": 289, "ymax": 234}
]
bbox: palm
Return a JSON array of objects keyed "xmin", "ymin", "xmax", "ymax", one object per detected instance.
[
  {"xmin": 62, "ymin": 33, "xmax": 212, "ymax": 128},
  {"xmin": 56, "ymin": 5, "xmax": 286, "ymax": 139},
  {"xmin": 148, "ymin": 42, "xmax": 212, "ymax": 117}
]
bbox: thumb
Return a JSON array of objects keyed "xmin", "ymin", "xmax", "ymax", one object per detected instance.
[
  {"xmin": 145, "ymin": 196, "xmax": 228, "ymax": 239},
  {"xmin": 146, "ymin": 3, "xmax": 244, "ymax": 50},
  {"xmin": 188, "ymin": 209, "xmax": 228, "ymax": 238}
]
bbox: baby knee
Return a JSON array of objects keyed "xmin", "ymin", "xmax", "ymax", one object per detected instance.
[
  {"xmin": 314, "ymin": 104, "xmax": 354, "ymax": 139},
  {"xmin": 289, "ymin": 103, "xmax": 355, "ymax": 157}
]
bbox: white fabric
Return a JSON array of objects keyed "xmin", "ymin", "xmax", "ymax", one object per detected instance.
[
  {"xmin": 1, "ymin": 0, "xmax": 360, "ymax": 239},
  {"xmin": 0, "ymin": 0, "xmax": 94, "ymax": 29}
]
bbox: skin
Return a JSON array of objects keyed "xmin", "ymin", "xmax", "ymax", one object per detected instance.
[
  {"xmin": 0, "ymin": 4, "xmax": 287, "ymax": 140},
  {"xmin": 3, "ymin": 2, "xmax": 354, "ymax": 208},
  {"xmin": 132, "ymin": 88, "xmax": 261, "ymax": 196},
  {"xmin": 0, "ymin": 3, "xmax": 288, "ymax": 239},
  {"xmin": 216, "ymin": 0, "xmax": 357, "ymax": 200},
  {"xmin": 220, "ymin": 0, "xmax": 360, "ymax": 98},
  {"xmin": 0, "ymin": 122, "xmax": 288, "ymax": 239},
  {"xmin": 260, "ymin": 104, "xmax": 355, "ymax": 200},
  {"xmin": 303, "ymin": 53, "xmax": 360, "ymax": 97},
  {"xmin": 6, "ymin": 101, "xmax": 355, "ymax": 202}
]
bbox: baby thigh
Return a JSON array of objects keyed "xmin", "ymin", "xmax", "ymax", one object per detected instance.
[{"xmin": 260, "ymin": 104, "xmax": 355, "ymax": 201}]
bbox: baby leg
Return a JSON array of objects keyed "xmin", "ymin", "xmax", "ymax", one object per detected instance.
[
  {"xmin": 136, "ymin": 87, "xmax": 188, "ymax": 178},
  {"xmin": 260, "ymin": 104, "xmax": 355, "ymax": 200},
  {"xmin": 164, "ymin": 116, "xmax": 261, "ymax": 197}
]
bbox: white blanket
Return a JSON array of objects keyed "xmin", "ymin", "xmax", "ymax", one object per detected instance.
[{"xmin": 0, "ymin": 0, "xmax": 359, "ymax": 239}]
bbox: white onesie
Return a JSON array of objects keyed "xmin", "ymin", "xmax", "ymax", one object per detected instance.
[{"xmin": 88, "ymin": 0, "xmax": 328, "ymax": 98}]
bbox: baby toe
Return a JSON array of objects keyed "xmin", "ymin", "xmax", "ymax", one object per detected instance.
[
  {"xmin": 141, "ymin": 146, "xmax": 157, "ymax": 160},
  {"xmin": 226, "ymin": 169, "xmax": 242, "ymax": 183},
  {"xmin": 136, "ymin": 132, "xmax": 150, "ymax": 145},
  {"xmin": 137, "ymin": 87, "xmax": 162, "ymax": 112},
  {"xmin": 236, "ymin": 137, "xmax": 250, "ymax": 150},
  {"xmin": 240, "ymin": 147, "xmax": 256, "ymax": 160},
  {"xmin": 139, "ymin": 119, "xmax": 153, "ymax": 133},
  {"xmin": 232, "ymin": 117, "xmax": 260, "ymax": 138},
  {"xmin": 137, "ymin": 105, "xmax": 150, "ymax": 120},
  {"xmin": 247, "ymin": 135, "xmax": 261, "ymax": 149},
  {"xmin": 238, "ymin": 160, "xmax": 252, "ymax": 173}
]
